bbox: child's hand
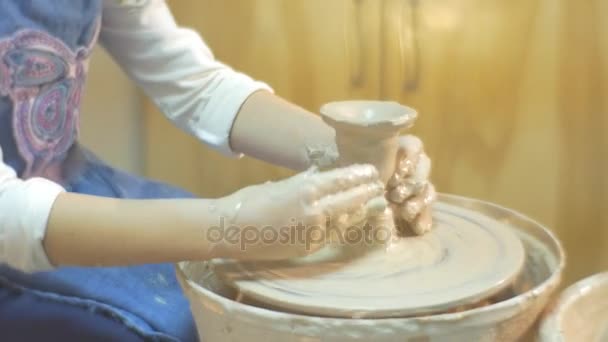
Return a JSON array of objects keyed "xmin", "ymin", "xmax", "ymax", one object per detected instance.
[
  {"xmin": 208, "ymin": 164, "xmax": 386, "ymax": 260},
  {"xmin": 386, "ymin": 135, "xmax": 437, "ymax": 235}
]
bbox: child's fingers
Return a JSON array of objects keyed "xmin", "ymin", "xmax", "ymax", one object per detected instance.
[
  {"xmin": 397, "ymin": 182, "xmax": 436, "ymax": 222},
  {"xmin": 411, "ymin": 206, "xmax": 433, "ymax": 235},
  {"xmin": 395, "ymin": 135, "xmax": 423, "ymax": 177},
  {"xmin": 305, "ymin": 164, "xmax": 379, "ymax": 200},
  {"xmin": 314, "ymin": 182, "xmax": 385, "ymax": 218},
  {"xmin": 387, "ymin": 180, "xmax": 422, "ymax": 203},
  {"xmin": 411, "ymin": 153, "xmax": 431, "ymax": 182}
]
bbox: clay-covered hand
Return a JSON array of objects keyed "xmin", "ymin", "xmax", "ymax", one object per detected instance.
[
  {"xmin": 386, "ymin": 135, "xmax": 437, "ymax": 235},
  {"xmin": 209, "ymin": 164, "xmax": 387, "ymax": 260}
]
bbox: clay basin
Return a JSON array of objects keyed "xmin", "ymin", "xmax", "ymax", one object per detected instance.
[
  {"xmin": 176, "ymin": 194, "xmax": 565, "ymax": 342},
  {"xmin": 538, "ymin": 272, "xmax": 608, "ymax": 341}
]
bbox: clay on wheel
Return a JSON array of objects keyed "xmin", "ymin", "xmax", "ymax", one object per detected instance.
[{"xmin": 212, "ymin": 201, "xmax": 526, "ymax": 318}]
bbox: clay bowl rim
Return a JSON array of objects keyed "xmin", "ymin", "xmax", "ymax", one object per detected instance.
[
  {"xmin": 539, "ymin": 271, "xmax": 608, "ymax": 340},
  {"xmin": 319, "ymin": 100, "xmax": 418, "ymax": 129},
  {"xmin": 176, "ymin": 193, "xmax": 565, "ymax": 326}
]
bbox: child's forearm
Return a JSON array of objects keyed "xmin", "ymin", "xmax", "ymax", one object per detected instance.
[
  {"xmin": 43, "ymin": 192, "xmax": 216, "ymax": 267},
  {"xmin": 230, "ymin": 91, "xmax": 338, "ymax": 171},
  {"xmin": 42, "ymin": 161, "xmax": 386, "ymax": 267}
]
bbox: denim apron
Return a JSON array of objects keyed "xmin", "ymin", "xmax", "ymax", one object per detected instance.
[{"xmin": 0, "ymin": 2, "xmax": 198, "ymax": 341}]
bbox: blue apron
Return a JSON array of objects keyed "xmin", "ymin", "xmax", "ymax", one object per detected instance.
[{"xmin": 0, "ymin": 2, "xmax": 198, "ymax": 341}]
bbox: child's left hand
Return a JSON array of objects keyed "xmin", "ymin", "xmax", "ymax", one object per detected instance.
[{"xmin": 386, "ymin": 135, "xmax": 437, "ymax": 235}]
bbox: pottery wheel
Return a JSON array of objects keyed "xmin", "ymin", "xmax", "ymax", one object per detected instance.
[{"xmin": 212, "ymin": 200, "xmax": 525, "ymax": 318}]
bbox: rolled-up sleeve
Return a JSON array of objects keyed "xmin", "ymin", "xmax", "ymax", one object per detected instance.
[
  {"xmin": 0, "ymin": 147, "xmax": 64, "ymax": 272},
  {"xmin": 99, "ymin": 0, "xmax": 273, "ymax": 156}
]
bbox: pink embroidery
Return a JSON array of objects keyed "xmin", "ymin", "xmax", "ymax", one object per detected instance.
[{"xmin": 0, "ymin": 18, "xmax": 100, "ymax": 179}]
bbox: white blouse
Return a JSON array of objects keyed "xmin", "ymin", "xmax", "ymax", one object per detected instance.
[{"xmin": 0, "ymin": 0, "xmax": 272, "ymax": 272}]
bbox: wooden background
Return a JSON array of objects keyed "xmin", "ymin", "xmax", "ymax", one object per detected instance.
[{"xmin": 142, "ymin": 0, "xmax": 608, "ymax": 287}]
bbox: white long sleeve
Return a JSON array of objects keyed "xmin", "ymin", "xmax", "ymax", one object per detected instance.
[
  {"xmin": 0, "ymin": 147, "xmax": 64, "ymax": 272},
  {"xmin": 99, "ymin": 0, "xmax": 273, "ymax": 156}
]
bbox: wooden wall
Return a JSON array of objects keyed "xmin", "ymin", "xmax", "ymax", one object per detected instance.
[{"xmin": 143, "ymin": 0, "xmax": 608, "ymax": 286}]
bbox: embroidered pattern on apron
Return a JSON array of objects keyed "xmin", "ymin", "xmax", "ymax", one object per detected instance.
[{"xmin": 0, "ymin": 18, "xmax": 100, "ymax": 178}]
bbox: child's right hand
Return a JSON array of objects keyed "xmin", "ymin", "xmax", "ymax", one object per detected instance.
[{"xmin": 207, "ymin": 164, "xmax": 386, "ymax": 260}]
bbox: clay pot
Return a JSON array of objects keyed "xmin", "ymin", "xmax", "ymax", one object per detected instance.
[{"xmin": 319, "ymin": 100, "xmax": 417, "ymax": 183}]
